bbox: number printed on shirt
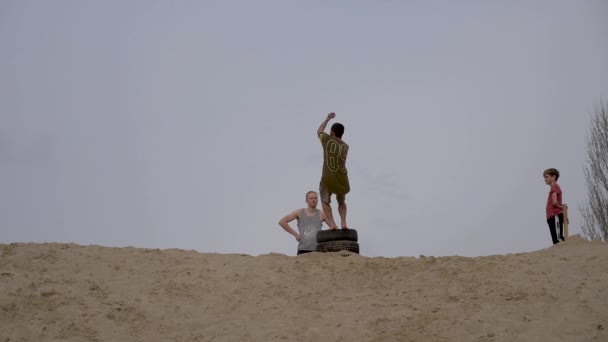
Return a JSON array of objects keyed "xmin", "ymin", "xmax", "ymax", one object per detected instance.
[{"xmin": 326, "ymin": 140, "xmax": 348, "ymax": 172}]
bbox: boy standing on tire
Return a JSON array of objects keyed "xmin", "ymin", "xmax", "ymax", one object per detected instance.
[
  {"xmin": 543, "ymin": 168, "xmax": 568, "ymax": 244},
  {"xmin": 278, "ymin": 191, "xmax": 329, "ymax": 255},
  {"xmin": 317, "ymin": 112, "xmax": 350, "ymax": 230}
]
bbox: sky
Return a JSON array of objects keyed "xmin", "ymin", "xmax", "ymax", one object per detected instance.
[{"xmin": 1, "ymin": 0, "xmax": 607, "ymax": 257}]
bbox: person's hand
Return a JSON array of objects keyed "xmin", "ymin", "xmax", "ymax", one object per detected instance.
[
  {"xmin": 566, "ymin": 217, "xmax": 570, "ymax": 224},
  {"xmin": 326, "ymin": 112, "xmax": 336, "ymax": 121},
  {"xmin": 294, "ymin": 233, "xmax": 301, "ymax": 242}
]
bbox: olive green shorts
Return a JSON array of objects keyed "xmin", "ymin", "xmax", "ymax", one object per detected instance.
[{"xmin": 319, "ymin": 181, "xmax": 346, "ymax": 204}]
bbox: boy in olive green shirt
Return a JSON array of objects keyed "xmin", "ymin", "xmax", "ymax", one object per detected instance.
[{"xmin": 317, "ymin": 112, "xmax": 350, "ymax": 230}]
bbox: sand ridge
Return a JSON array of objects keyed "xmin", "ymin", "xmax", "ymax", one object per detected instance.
[{"xmin": 1, "ymin": 235, "xmax": 607, "ymax": 341}]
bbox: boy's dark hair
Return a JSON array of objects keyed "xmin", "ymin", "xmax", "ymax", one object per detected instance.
[
  {"xmin": 543, "ymin": 168, "xmax": 560, "ymax": 181},
  {"xmin": 331, "ymin": 123, "xmax": 345, "ymax": 138}
]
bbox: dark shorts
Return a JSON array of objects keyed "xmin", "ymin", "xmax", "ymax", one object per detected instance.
[
  {"xmin": 319, "ymin": 181, "xmax": 346, "ymax": 204},
  {"xmin": 546, "ymin": 213, "xmax": 564, "ymax": 244}
]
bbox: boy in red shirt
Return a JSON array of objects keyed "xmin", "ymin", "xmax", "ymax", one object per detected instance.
[{"xmin": 543, "ymin": 168, "xmax": 568, "ymax": 244}]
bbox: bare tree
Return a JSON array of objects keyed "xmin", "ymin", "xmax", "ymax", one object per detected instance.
[{"xmin": 580, "ymin": 102, "xmax": 608, "ymax": 241}]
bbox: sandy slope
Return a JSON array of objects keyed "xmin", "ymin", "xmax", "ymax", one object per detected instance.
[{"xmin": 1, "ymin": 235, "xmax": 607, "ymax": 342}]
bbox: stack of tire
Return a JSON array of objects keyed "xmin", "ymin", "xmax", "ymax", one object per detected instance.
[{"xmin": 315, "ymin": 229, "xmax": 359, "ymax": 254}]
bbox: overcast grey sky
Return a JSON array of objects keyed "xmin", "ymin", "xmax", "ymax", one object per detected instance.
[{"xmin": 1, "ymin": 1, "xmax": 607, "ymax": 257}]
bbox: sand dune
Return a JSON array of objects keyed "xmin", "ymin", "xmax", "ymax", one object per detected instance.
[{"xmin": 1, "ymin": 235, "xmax": 607, "ymax": 341}]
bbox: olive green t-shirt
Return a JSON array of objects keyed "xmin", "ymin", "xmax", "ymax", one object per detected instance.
[{"xmin": 319, "ymin": 132, "xmax": 350, "ymax": 195}]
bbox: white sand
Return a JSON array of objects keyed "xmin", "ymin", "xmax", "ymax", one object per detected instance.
[{"xmin": 1, "ymin": 235, "xmax": 606, "ymax": 341}]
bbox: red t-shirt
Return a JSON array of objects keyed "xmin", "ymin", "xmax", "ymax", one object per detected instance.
[{"xmin": 546, "ymin": 183, "xmax": 563, "ymax": 219}]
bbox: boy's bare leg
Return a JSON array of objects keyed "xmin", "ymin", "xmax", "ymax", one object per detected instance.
[
  {"xmin": 322, "ymin": 202, "xmax": 338, "ymax": 230},
  {"xmin": 338, "ymin": 200, "xmax": 347, "ymax": 229}
]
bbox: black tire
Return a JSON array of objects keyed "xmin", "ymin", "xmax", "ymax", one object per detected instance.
[
  {"xmin": 316, "ymin": 240, "xmax": 360, "ymax": 254},
  {"xmin": 316, "ymin": 229, "xmax": 358, "ymax": 243}
]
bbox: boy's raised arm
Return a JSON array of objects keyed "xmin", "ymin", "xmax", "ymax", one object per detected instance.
[{"xmin": 317, "ymin": 112, "xmax": 336, "ymax": 136}]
